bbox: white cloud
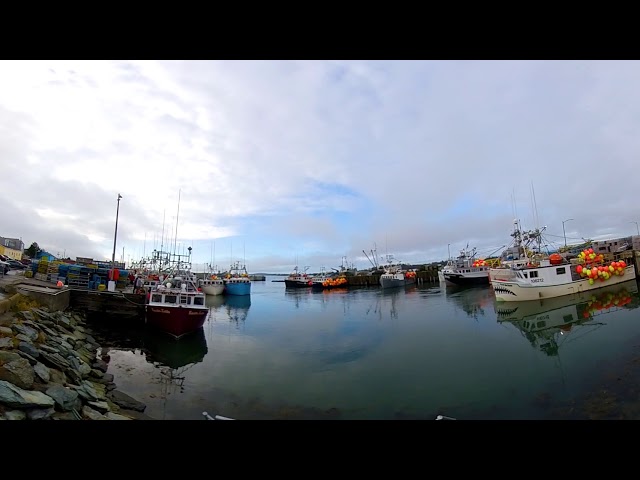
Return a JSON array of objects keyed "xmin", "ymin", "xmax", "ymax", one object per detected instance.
[{"xmin": 1, "ymin": 60, "xmax": 640, "ymax": 272}]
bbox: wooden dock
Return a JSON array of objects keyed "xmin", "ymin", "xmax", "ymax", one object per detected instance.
[{"xmin": 69, "ymin": 289, "xmax": 146, "ymax": 320}]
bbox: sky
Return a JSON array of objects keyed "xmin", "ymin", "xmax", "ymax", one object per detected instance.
[{"xmin": 1, "ymin": 60, "xmax": 639, "ymax": 274}]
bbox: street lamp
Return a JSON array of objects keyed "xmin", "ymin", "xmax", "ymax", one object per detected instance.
[
  {"xmin": 111, "ymin": 194, "xmax": 122, "ymax": 272},
  {"xmin": 447, "ymin": 243, "xmax": 451, "ymax": 261},
  {"xmin": 562, "ymin": 218, "xmax": 574, "ymax": 247},
  {"xmin": 630, "ymin": 221, "xmax": 639, "ymax": 236}
]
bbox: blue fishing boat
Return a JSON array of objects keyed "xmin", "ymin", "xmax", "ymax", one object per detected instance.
[{"xmin": 223, "ymin": 261, "xmax": 251, "ymax": 296}]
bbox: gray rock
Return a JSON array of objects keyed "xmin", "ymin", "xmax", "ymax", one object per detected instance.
[
  {"xmin": 48, "ymin": 368, "xmax": 67, "ymax": 385},
  {"xmin": 56, "ymin": 316, "xmax": 72, "ymax": 329},
  {"xmin": 92, "ymin": 374, "xmax": 115, "ymax": 386},
  {"xmin": 92, "ymin": 359, "xmax": 109, "ymax": 373},
  {"xmin": 15, "ymin": 333, "xmax": 32, "ymax": 343},
  {"xmin": 13, "ymin": 324, "xmax": 39, "ymax": 342},
  {"xmin": 68, "ymin": 357, "xmax": 81, "ymax": 371},
  {"xmin": 89, "ymin": 368, "xmax": 105, "ymax": 379},
  {"xmin": 38, "ymin": 344, "xmax": 59, "ymax": 354},
  {"xmin": 59, "ymin": 340, "xmax": 74, "ymax": 351},
  {"xmin": 72, "ymin": 330, "xmax": 87, "ymax": 341},
  {"xmin": 17, "ymin": 311, "xmax": 35, "ymax": 322},
  {"xmin": 18, "ymin": 342, "xmax": 40, "ymax": 359},
  {"xmin": 15, "ymin": 350, "xmax": 38, "ymax": 366},
  {"xmin": 41, "ymin": 326, "xmax": 57, "ymax": 337},
  {"xmin": 76, "ymin": 347, "xmax": 95, "ymax": 364},
  {"xmin": 39, "ymin": 351, "xmax": 70, "ymax": 371},
  {"xmin": 74, "ymin": 325, "xmax": 86, "ymax": 333},
  {"xmin": 5, "ymin": 410, "xmax": 26, "ymax": 420},
  {"xmin": 60, "ymin": 335, "xmax": 76, "ymax": 347},
  {"xmin": 106, "ymin": 412, "xmax": 133, "ymax": 420},
  {"xmin": 107, "ymin": 390, "xmax": 146, "ymax": 412},
  {"xmin": 0, "ymin": 380, "xmax": 55, "ymax": 408},
  {"xmin": 45, "ymin": 384, "xmax": 81, "ymax": 411},
  {"xmin": 88, "ymin": 400, "xmax": 110, "ymax": 413},
  {"xmin": 26, "ymin": 407, "xmax": 55, "ymax": 420},
  {"xmin": 0, "ymin": 337, "xmax": 13, "ymax": 349},
  {"xmin": 78, "ymin": 362, "xmax": 92, "ymax": 378},
  {"xmin": 34, "ymin": 362, "xmax": 50, "ymax": 383},
  {"xmin": 51, "ymin": 411, "xmax": 79, "ymax": 420},
  {"xmin": 64, "ymin": 367, "xmax": 83, "ymax": 386},
  {"xmin": 0, "ymin": 326, "xmax": 13, "ymax": 336},
  {"xmin": 81, "ymin": 405, "xmax": 108, "ymax": 420},
  {"xmin": 0, "ymin": 351, "xmax": 21, "ymax": 364},
  {"xmin": 0, "ymin": 358, "xmax": 35, "ymax": 389}
]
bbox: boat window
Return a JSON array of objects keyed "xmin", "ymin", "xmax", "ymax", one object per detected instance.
[
  {"xmin": 556, "ymin": 267, "xmax": 566, "ymax": 275},
  {"xmin": 193, "ymin": 297, "xmax": 204, "ymax": 306},
  {"xmin": 530, "ymin": 271, "xmax": 539, "ymax": 278},
  {"xmin": 536, "ymin": 320, "xmax": 546, "ymax": 328},
  {"xmin": 165, "ymin": 295, "xmax": 177, "ymax": 304},
  {"xmin": 180, "ymin": 296, "xmax": 188, "ymax": 304},
  {"xmin": 523, "ymin": 272, "xmax": 528, "ymax": 278},
  {"xmin": 152, "ymin": 294, "xmax": 162, "ymax": 302}
]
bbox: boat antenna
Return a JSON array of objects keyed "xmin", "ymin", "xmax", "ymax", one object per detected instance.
[
  {"xmin": 172, "ymin": 189, "xmax": 181, "ymax": 259},
  {"xmin": 160, "ymin": 209, "xmax": 166, "ymax": 258}
]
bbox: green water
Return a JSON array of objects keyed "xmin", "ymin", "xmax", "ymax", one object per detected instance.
[{"xmin": 87, "ymin": 277, "xmax": 640, "ymax": 419}]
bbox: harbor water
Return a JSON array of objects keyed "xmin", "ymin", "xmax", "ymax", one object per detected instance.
[{"xmin": 86, "ymin": 276, "xmax": 640, "ymax": 419}]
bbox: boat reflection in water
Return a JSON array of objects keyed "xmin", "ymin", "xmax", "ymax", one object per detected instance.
[
  {"xmin": 142, "ymin": 326, "xmax": 208, "ymax": 370},
  {"xmin": 205, "ymin": 293, "xmax": 226, "ymax": 311},
  {"xmin": 445, "ymin": 284, "xmax": 492, "ymax": 320},
  {"xmin": 495, "ymin": 279, "xmax": 639, "ymax": 356},
  {"xmin": 224, "ymin": 294, "xmax": 251, "ymax": 325}
]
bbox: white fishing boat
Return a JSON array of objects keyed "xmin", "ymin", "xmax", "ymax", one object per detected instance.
[
  {"xmin": 488, "ymin": 220, "xmax": 545, "ymax": 283},
  {"xmin": 378, "ymin": 255, "xmax": 416, "ymax": 289},
  {"xmin": 492, "ymin": 249, "xmax": 636, "ymax": 302},
  {"xmin": 441, "ymin": 246, "xmax": 489, "ymax": 286},
  {"xmin": 199, "ymin": 275, "xmax": 225, "ymax": 296}
]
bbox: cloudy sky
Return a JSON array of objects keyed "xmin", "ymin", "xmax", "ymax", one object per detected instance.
[{"xmin": 1, "ymin": 60, "xmax": 639, "ymax": 273}]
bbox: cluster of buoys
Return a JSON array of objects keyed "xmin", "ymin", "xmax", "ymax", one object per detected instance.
[
  {"xmin": 322, "ymin": 277, "xmax": 347, "ymax": 287},
  {"xmin": 578, "ymin": 248, "xmax": 604, "ymax": 264},
  {"xmin": 210, "ymin": 275, "xmax": 218, "ymax": 280},
  {"xmin": 472, "ymin": 259, "xmax": 487, "ymax": 267},
  {"xmin": 580, "ymin": 290, "xmax": 633, "ymax": 318},
  {"xmin": 405, "ymin": 271, "xmax": 416, "ymax": 278},
  {"xmin": 576, "ymin": 260, "xmax": 627, "ymax": 284}
]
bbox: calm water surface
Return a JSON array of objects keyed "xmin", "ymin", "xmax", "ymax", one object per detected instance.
[{"xmin": 88, "ymin": 276, "xmax": 640, "ymax": 419}]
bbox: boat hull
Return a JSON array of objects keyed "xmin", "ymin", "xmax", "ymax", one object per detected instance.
[
  {"xmin": 225, "ymin": 282, "xmax": 251, "ymax": 296},
  {"xmin": 285, "ymin": 279, "xmax": 313, "ymax": 288},
  {"xmin": 443, "ymin": 273, "xmax": 489, "ymax": 286},
  {"xmin": 380, "ymin": 276, "xmax": 416, "ymax": 289},
  {"xmin": 493, "ymin": 265, "xmax": 636, "ymax": 302},
  {"xmin": 146, "ymin": 305, "xmax": 209, "ymax": 338},
  {"xmin": 202, "ymin": 284, "xmax": 225, "ymax": 296}
]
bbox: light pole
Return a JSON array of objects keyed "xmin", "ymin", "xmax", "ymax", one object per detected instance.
[
  {"xmin": 447, "ymin": 243, "xmax": 451, "ymax": 261},
  {"xmin": 630, "ymin": 221, "xmax": 639, "ymax": 236},
  {"xmin": 562, "ymin": 218, "xmax": 573, "ymax": 247},
  {"xmin": 111, "ymin": 194, "xmax": 122, "ymax": 272}
]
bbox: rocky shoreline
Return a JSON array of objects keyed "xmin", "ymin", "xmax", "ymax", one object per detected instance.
[{"xmin": 0, "ymin": 293, "xmax": 151, "ymax": 420}]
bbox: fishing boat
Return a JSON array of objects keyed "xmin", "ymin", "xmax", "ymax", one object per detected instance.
[
  {"xmin": 489, "ymin": 220, "xmax": 548, "ymax": 283},
  {"xmin": 223, "ymin": 261, "xmax": 251, "ymax": 296},
  {"xmin": 284, "ymin": 265, "xmax": 313, "ymax": 288},
  {"xmin": 146, "ymin": 270, "xmax": 209, "ymax": 338},
  {"xmin": 199, "ymin": 275, "xmax": 225, "ymax": 296},
  {"xmin": 311, "ymin": 275, "xmax": 348, "ymax": 290},
  {"xmin": 441, "ymin": 246, "xmax": 490, "ymax": 286},
  {"xmin": 492, "ymin": 248, "xmax": 636, "ymax": 302},
  {"xmin": 379, "ymin": 256, "xmax": 417, "ymax": 289},
  {"xmin": 199, "ymin": 244, "xmax": 225, "ymax": 296}
]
